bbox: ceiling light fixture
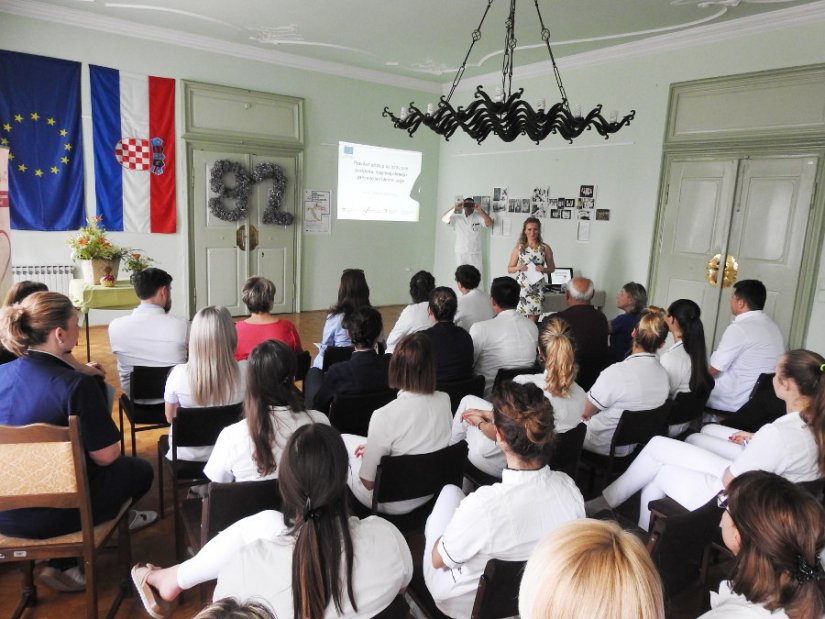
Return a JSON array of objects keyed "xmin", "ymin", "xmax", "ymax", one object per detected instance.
[{"xmin": 383, "ymin": 0, "xmax": 635, "ymax": 144}]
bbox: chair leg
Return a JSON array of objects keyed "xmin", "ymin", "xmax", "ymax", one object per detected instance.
[
  {"xmin": 118, "ymin": 404, "xmax": 125, "ymax": 455},
  {"xmin": 107, "ymin": 515, "xmax": 133, "ymax": 618},
  {"xmin": 11, "ymin": 561, "xmax": 36, "ymax": 619},
  {"xmin": 84, "ymin": 553, "xmax": 98, "ymax": 619},
  {"xmin": 131, "ymin": 423, "xmax": 137, "ymax": 458},
  {"xmin": 157, "ymin": 442, "xmax": 165, "ymax": 518}
]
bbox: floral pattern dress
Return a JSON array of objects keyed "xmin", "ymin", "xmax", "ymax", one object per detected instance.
[{"xmin": 516, "ymin": 244, "xmax": 547, "ymax": 317}]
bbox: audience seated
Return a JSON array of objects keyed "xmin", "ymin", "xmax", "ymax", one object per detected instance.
[
  {"xmin": 108, "ymin": 267, "xmax": 188, "ymax": 397},
  {"xmin": 609, "ymin": 282, "xmax": 647, "ymax": 363},
  {"xmin": 470, "ymin": 276, "xmax": 538, "ymax": 397},
  {"xmin": 0, "ymin": 292, "xmax": 155, "ymax": 593},
  {"xmin": 424, "ymin": 381, "xmax": 584, "ymax": 618},
  {"xmin": 706, "ymin": 279, "xmax": 784, "ymax": 413},
  {"xmin": 164, "ymin": 306, "xmax": 245, "ymax": 463},
  {"xmin": 585, "ymin": 349, "xmax": 824, "ymax": 530},
  {"xmin": 386, "ymin": 270, "xmax": 435, "ymax": 353},
  {"xmin": 423, "ymin": 286, "xmax": 474, "ymax": 383},
  {"xmin": 343, "ymin": 333, "xmax": 452, "ymax": 515},
  {"xmin": 131, "ymin": 425, "xmax": 412, "ymax": 619},
  {"xmin": 453, "ymin": 264, "xmax": 494, "ymax": 332},
  {"xmin": 519, "ymin": 519, "xmax": 665, "ymax": 619},
  {"xmin": 582, "ymin": 306, "xmax": 670, "ymax": 457},
  {"xmin": 549, "ymin": 277, "xmax": 610, "ymax": 391},
  {"xmin": 234, "ymin": 276, "xmax": 302, "ymax": 361},
  {"xmin": 698, "ymin": 471, "xmax": 825, "ymax": 619},
  {"xmin": 205, "ymin": 339, "xmax": 329, "ymax": 483}
]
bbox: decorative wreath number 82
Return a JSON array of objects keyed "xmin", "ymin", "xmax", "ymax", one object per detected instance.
[{"xmin": 208, "ymin": 159, "xmax": 293, "ymax": 225}]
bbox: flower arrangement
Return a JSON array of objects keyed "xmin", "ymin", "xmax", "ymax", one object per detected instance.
[
  {"xmin": 67, "ymin": 217, "xmax": 128, "ymax": 261},
  {"xmin": 123, "ymin": 251, "xmax": 154, "ymax": 273}
]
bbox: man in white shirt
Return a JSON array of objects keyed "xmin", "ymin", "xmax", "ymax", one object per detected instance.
[
  {"xmin": 470, "ymin": 277, "xmax": 538, "ymax": 396},
  {"xmin": 108, "ymin": 268, "xmax": 188, "ymax": 397},
  {"xmin": 441, "ymin": 197, "xmax": 493, "ymax": 271},
  {"xmin": 454, "ymin": 264, "xmax": 494, "ymax": 332},
  {"xmin": 707, "ymin": 279, "xmax": 784, "ymax": 412}
]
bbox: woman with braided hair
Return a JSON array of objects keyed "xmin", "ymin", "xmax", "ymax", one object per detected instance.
[
  {"xmin": 700, "ymin": 471, "xmax": 825, "ymax": 619},
  {"xmin": 424, "ymin": 381, "xmax": 584, "ymax": 618}
]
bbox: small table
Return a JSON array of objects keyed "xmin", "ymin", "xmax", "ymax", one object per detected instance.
[{"xmin": 68, "ymin": 279, "xmax": 139, "ymax": 361}]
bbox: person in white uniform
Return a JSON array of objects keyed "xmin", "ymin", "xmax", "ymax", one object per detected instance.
[
  {"xmin": 453, "ymin": 264, "xmax": 494, "ymax": 331},
  {"xmin": 424, "ymin": 381, "xmax": 584, "ymax": 618},
  {"xmin": 585, "ymin": 349, "xmax": 825, "ymax": 530},
  {"xmin": 582, "ymin": 307, "xmax": 670, "ymax": 456},
  {"xmin": 108, "ymin": 267, "xmax": 188, "ymax": 397},
  {"xmin": 470, "ymin": 276, "xmax": 538, "ymax": 397},
  {"xmin": 441, "ymin": 197, "xmax": 493, "ymax": 271},
  {"xmin": 344, "ymin": 332, "xmax": 452, "ymax": 515},
  {"xmin": 131, "ymin": 425, "xmax": 412, "ymax": 619},
  {"xmin": 386, "ymin": 270, "xmax": 434, "ymax": 353},
  {"xmin": 707, "ymin": 279, "xmax": 784, "ymax": 413},
  {"xmin": 205, "ymin": 339, "xmax": 329, "ymax": 483},
  {"xmin": 699, "ymin": 471, "xmax": 825, "ymax": 619}
]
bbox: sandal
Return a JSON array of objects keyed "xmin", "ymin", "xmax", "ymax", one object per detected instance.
[
  {"xmin": 131, "ymin": 563, "xmax": 167, "ymax": 619},
  {"xmin": 129, "ymin": 509, "xmax": 159, "ymax": 532}
]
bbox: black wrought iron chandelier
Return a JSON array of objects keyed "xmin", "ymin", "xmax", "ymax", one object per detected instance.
[{"xmin": 383, "ymin": 0, "xmax": 635, "ymax": 144}]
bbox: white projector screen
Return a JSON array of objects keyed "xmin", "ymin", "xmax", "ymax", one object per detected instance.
[{"xmin": 337, "ymin": 141, "xmax": 422, "ymax": 221}]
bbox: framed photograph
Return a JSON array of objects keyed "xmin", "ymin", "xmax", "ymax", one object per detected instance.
[
  {"xmin": 580, "ymin": 184, "xmax": 595, "ymax": 198},
  {"xmin": 565, "ymin": 198, "xmax": 575, "ymax": 209},
  {"xmin": 561, "ymin": 209, "xmax": 572, "ymax": 220},
  {"xmin": 550, "ymin": 209, "xmax": 562, "ymax": 219},
  {"xmin": 577, "ymin": 209, "xmax": 594, "ymax": 221},
  {"xmin": 596, "ymin": 208, "xmax": 611, "ymax": 221}
]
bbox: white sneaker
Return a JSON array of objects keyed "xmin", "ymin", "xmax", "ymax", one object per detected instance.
[
  {"xmin": 38, "ymin": 565, "xmax": 85, "ymax": 592},
  {"xmin": 128, "ymin": 509, "xmax": 158, "ymax": 532}
]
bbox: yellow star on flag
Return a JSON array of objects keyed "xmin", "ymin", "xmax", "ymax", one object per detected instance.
[
  {"xmin": 2, "ymin": 123, "xmax": 10, "ymax": 132},
  {"xmin": 64, "ymin": 143, "xmax": 72, "ymax": 151},
  {"xmin": 47, "ymin": 118, "xmax": 56, "ymax": 126},
  {"xmin": 34, "ymin": 169, "xmax": 44, "ymax": 177},
  {"xmin": 17, "ymin": 164, "xmax": 26, "ymax": 172},
  {"xmin": 13, "ymin": 114, "xmax": 22, "ymax": 122},
  {"xmin": 30, "ymin": 112, "xmax": 40, "ymax": 121},
  {"xmin": 50, "ymin": 166, "xmax": 59, "ymax": 174},
  {"xmin": 61, "ymin": 156, "xmax": 69, "ymax": 164},
  {"xmin": 59, "ymin": 129, "xmax": 68, "ymax": 136},
  {"xmin": 7, "ymin": 153, "xmax": 13, "ymax": 160},
  {"xmin": 0, "ymin": 138, "xmax": 7, "ymax": 146}
]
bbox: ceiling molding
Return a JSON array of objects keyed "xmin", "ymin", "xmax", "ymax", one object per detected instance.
[{"xmin": 0, "ymin": 0, "xmax": 442, "ymax": 94}]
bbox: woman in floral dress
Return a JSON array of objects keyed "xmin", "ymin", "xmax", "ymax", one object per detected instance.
[{"xmin": 507, "ymin": 217, "xmax": 555, "ymax": 321}]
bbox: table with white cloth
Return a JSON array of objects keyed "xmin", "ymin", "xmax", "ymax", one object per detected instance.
[{"xmin": 68, "ymin": 279, "xmax": 139, "ymax": 361}]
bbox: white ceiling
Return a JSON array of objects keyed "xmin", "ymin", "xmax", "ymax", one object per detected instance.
[{"xmin": 3, "ymin": 0, "xmax": 825, "ymax": 91}]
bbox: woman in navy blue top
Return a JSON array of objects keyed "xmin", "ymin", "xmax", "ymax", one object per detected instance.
[{"xmin": 609, "ymin": 282, "xmax": 647, "ymax": 363}]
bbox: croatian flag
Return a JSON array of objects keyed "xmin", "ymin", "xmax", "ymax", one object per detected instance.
[{"xmin": 90, "ymin": 65, "xmax": 176, "ymax": 233}]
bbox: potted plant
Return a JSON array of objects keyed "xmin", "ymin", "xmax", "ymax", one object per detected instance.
[{"xmin": 67, "ymin": 217, "xmax": 129, "ymax": 285}]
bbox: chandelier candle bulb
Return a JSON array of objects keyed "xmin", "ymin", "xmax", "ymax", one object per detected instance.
[
  {"xmin": 609, "ymin": 110, "xmax": 618, "ymax": 123},
  {"xmin": 400, "ymin": 106, "xmax": 408, "ymax": 120},
  {"xmin": 537, "ymin": 98, "xmax": 546, "ymax": 111},
  {"xmin": 427, "ymin": 103, "xmax": 435, "ymax": 115},
  {"xmin": 494, "ymin": 86, "xmax": 504, "ymax": 102},
  {"xmin": 573, "ymin": 104, "xmax": 582, "ymax": 118}
]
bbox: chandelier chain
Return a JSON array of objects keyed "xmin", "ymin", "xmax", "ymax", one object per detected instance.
[
  {"xmin": 446, "ymin": 0, "xmax": 495, "ymax": 103},
  {"xmin": 533, "ymin": 0, "xmax": 569, "ymax": 108},
  {"xmin": 501, "ymin": 0, "xmax": 517, "ymax": 98}
]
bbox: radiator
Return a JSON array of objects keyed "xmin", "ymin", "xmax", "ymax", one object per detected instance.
[{"xmin": 11, "ymin": 264, "xmax": 75, "ymax": 296}]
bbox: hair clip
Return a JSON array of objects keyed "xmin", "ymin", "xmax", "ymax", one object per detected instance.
[
  {"xmin": 819, "ymin": 363, "xmax": 825, "ymax": 374},
  {"xmin": 303, "ymin": 496, "xmax": 323, "ymax": 522},
  {"xmin": 795, "ymin": 554, "xmax": 825, "ymax": 584}
]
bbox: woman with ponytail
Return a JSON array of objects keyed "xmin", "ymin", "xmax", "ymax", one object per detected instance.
[
  {"xmin": 204, "ymin": 339, "xmax": 329, "ymax": 483},
  {"xmin": 585, "ymin": 349, "xmax": 823, "ymax": 531},
  {"xmin": 132, "ymin": 425, "xmax": 411, "ymax": 619},
  {"xmin": 700, "ymin": 471, "xmax": 825, "ymax": 619},
  {"xmin": 425, "ymin": 381, "xmax": 584, "ymax": 618}
]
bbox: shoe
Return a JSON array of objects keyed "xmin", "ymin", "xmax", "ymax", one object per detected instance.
[
  {"xmin": 131, "ymin": 563, "xmax": 168, "ymax": 619},
  {"xmin": 38, "ymin": 565, "xmax": 85, "ymax": 592},
  {"xmin": 129, "ymin": 509, "xmax": 158, "ymax": 532}
]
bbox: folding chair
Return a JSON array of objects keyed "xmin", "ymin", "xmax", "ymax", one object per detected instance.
[
  {"xmin": 0, "ymin": 417, "xmax": 132, "ymax": 619},
  {"xmin": 328, "ymin": 389, "xmax": 397, "ymax": 436},
  {"xmin": 118, "ymin": 365, "xmax": 173, "ymax": 456},
  {"xmin": 549, "ymin": 422, "xmax": 586, "ymax": 479},
  {"xmin": 437, "ymin": 374, "xmax": 485, "ymax": 415},
  {"xmin": 470, "ymin": 559, "xmax": 526, "ymax": 619}
]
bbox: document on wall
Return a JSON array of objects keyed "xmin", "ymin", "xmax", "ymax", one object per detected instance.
[
  {"xmin": 577, "ymin": 220, "xmax": 591, "ymax": 243},
  {"xmin": 304, "ymin": 190, "xmax": 331, "ymax": 234}
]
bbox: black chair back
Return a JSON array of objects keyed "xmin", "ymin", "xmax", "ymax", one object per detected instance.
[
  {"xmin": 438, "ymin": 374, "xmax": 485, "ymax": 415},
  {"xmin": 172, "ymin": 403, "xmax": 244, "ymax": 449},
  {"xmin": 612, "ymin": 405, "xmax": 669, "ymax": 450},
  {"xmin": 549, "ymin": 422, "xmax": 586, "ymax": 479},
  {"xmin": 667, "ymin": 392, "xmax": 704, "ymax": 427},
  {"xmin": 130, "ymin": 365, "xmax": 173, "ymax": 401},
  {"xmin": 493, "ymin": 365, "xmax": 542, "ymax": 390},
  {"xmin": 322, "ymin": 345, "xmax": 354, "ymax": 371},
  {"xmin": 725, "ymin": 372, "xmax": 785, "ymax": 432},
  {"xmin": 202, "ymin": 479, "xmax": 281, "ymax": 544},
  {"xmin": 328, "ymin": 389, "xmax": 397, "ymax": 436},
  {"xmin": 118, "ymin": 365, "xmax": 174, "ymax": 455},
  {"xmin": 370, "ymin": 595, "xmax": 410, "ymax": 619},
  {"xmin": 470, "ymin": 559, "xmax": 526, "ymax": 619},
  {"xmin": 295, "ymin": 350, "xmax": 311, "ymax": 382}
]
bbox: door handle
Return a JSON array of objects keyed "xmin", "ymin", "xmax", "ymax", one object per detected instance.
[
  {"xmin": 236, "ymin": 226, "xmax": 246, "ymax": 251},
  {"xmin": 705, "ymin": 253, "xmax": 738, "ymax": 288},
  {"xmin": 249, "ymin": 225, "xmax": 259, "ymax": 251}
]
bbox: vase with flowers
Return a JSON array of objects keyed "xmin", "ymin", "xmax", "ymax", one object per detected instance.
[{"xmin": 68, "ymin": 217, "xmax": 129, "ymax": 284}]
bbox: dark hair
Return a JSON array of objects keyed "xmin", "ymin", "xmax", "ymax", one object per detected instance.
[
  {"xmin": 131, "ymin": 267, "xmax": 172, "ymax": 300},
  {"xmin": 245, "ymin": 339, "xmax": 305, "ymax": 476},
  {"xmin": 491, "ymin": 381, "xmax": 555, "ymax": 465},
  {"xmin": 343, "ymin": 306, "xmax": 383, "ymax": 349},
  {"xmin": 622, "ymin": 282, "xmax": 648, "ymax": 314},
  {"xmin": 329, "ymin": 269, "xmax": 371, "ymax": 317},
  {"xmin": 733, "ymin": 279, "xmax": 767, "ymax": 311},
  {"xmin": 781, "ymin": 349, "xmax": 825, "ymax": 475},
  {"xmin": 409, "ymin": 270, "xmax": 436, "ymax": 304},
  {"xmin": 0, "ymin": 292, "xmax": 75, "ymax": 357},
  {"xmin": 632, "ymin": 306, "xmax": 668, "ymax": 354},
  {"xmin": 429, "ymin": 287, "xmax": 457, "ymax": 322},
  {"xmin": 388, "ymin": 332, "xmax": 436, "ymax": 394},
  {"xmin": 3, "ymin": 280, "xmax": 48, "ymax": 306},
  {"xmin": 455, "ymin": 264, "xmax": 481, "ymax": 290},
  {"xmin": 490, "ymin": 276, "xmax": 520, "ymax": 310},
  {"xmin": 280, "ymin": 424, "xmax": 356, "ymax": 619},
  {"xmin": 193, "ymin": 598, "xmax": 276, "ymax": 619},
  {"xmin": 518, "ymin": 217, "xmax": 544, "ymax": 246},
  {"xmin": 667, "ymin": 299, "xmax": 714, "ymax": 401},
  {"xmin": 727, "ymin": 471, "xmax": 825, "ymax": 619},
  {"xmin": 241, "ymin": 276, "xmax": 276, "ymax": 314}
]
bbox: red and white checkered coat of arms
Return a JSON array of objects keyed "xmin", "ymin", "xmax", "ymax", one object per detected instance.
[{"xmin": 114, "ymin": 137, "xmax": 167, "ymax": 175}]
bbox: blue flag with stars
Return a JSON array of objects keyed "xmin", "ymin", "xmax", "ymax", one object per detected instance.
[{"xmin": 0, "ymin": 50, "xmax": 84, "ymax": 231}]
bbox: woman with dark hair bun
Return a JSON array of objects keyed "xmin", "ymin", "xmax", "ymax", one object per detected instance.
[
  {"xmin": 424, "ymin": 381, "xmax": 584, "ymax": 618},
  {"xmin": 386, "ymin": 270, "xmax": 435, "ymax": 353},
  {"xmin": 700, "ymin": 471, "xmax": 825, "ymax": 619}
]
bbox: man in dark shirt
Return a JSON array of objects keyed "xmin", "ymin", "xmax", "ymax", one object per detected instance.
[{"xmin": 423, "ymin": 287, "xmax": 474, "ymax": 383}]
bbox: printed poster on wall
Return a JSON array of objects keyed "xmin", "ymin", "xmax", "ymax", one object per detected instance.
[
  {"xmin": 0, "ymin": 147, "xmax": 11, "ymax": 300},
  {"xmin": 304, "ymin": 190, "xmax": 331, "ymax": 234}
]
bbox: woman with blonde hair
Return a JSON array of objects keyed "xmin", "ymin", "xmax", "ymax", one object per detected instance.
[
  {"xmin": 164, "ymin": 305, "xmax": 245, "ymax": 462},
  {"xmin": 507, "ymin": 217, "xmax": 555, "ymax": 321},
  {"xmin": 234, "ymin": 276, "xmax": 302, "ymax": 360},
  {"xmin": 519, "ymin": 519, "xmax": 665, "ymax": 619}
]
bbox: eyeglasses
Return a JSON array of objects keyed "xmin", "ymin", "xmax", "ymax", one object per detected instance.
[{"xmin": 717, "ymin": 493, "xmax": 730, "ymax": 512}]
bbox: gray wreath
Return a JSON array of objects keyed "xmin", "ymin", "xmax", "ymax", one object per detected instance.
[
  {"xmin": 252, "ymin": 162, "xmax": 293, "ymax": 225},
  {"xmin": 208, "ymin": 160, "xmax": 252, "ymax": 222}
]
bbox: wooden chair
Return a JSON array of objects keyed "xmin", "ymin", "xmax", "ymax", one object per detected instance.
[
  {"xmin": 580, "ymin": 403, "xmax": 669, "ymax": 492},
  {"xmin": 493, "ymin": 365, "xmax": 541, "ymax": 390},
  {"xmin": 156, "ymin": 402, "xmax": 243, "ymax": 561},
  {"xmin": 0, "ymin": 417, "xmax": 132, "ymax": 619},
  {"xmin": 328, "ymin": 389, "xmax": 397, "ymax": 436},
  {"xmin": 295, "ymin": 349, "xmax": 311, "ymax": 382},
  {"xmin": 322, "ymin": 345, "xmax": 354, "ymax": 371},
  {"xmin": 118, "ymin": 365, "xmax": 173, "ymax": 456},
  {"xmin": 437, "ymin": 374, "xmax": 485, "ymax": 415},
  {"xmin": 470, "ymin": 558, "xmax": 526, "ymax": 619},
  {"xmin": 370, "ymin": 441, "xmax": 469, "ymax": 534},
  {"xmin": 549, "ymin": 422, "xmax": 587, "ymax": 479}
]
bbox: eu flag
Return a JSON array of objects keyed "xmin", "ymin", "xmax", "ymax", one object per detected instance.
[{"xmin": 0, "ymin": 50, "xmax": 84, "ymax": 231}]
